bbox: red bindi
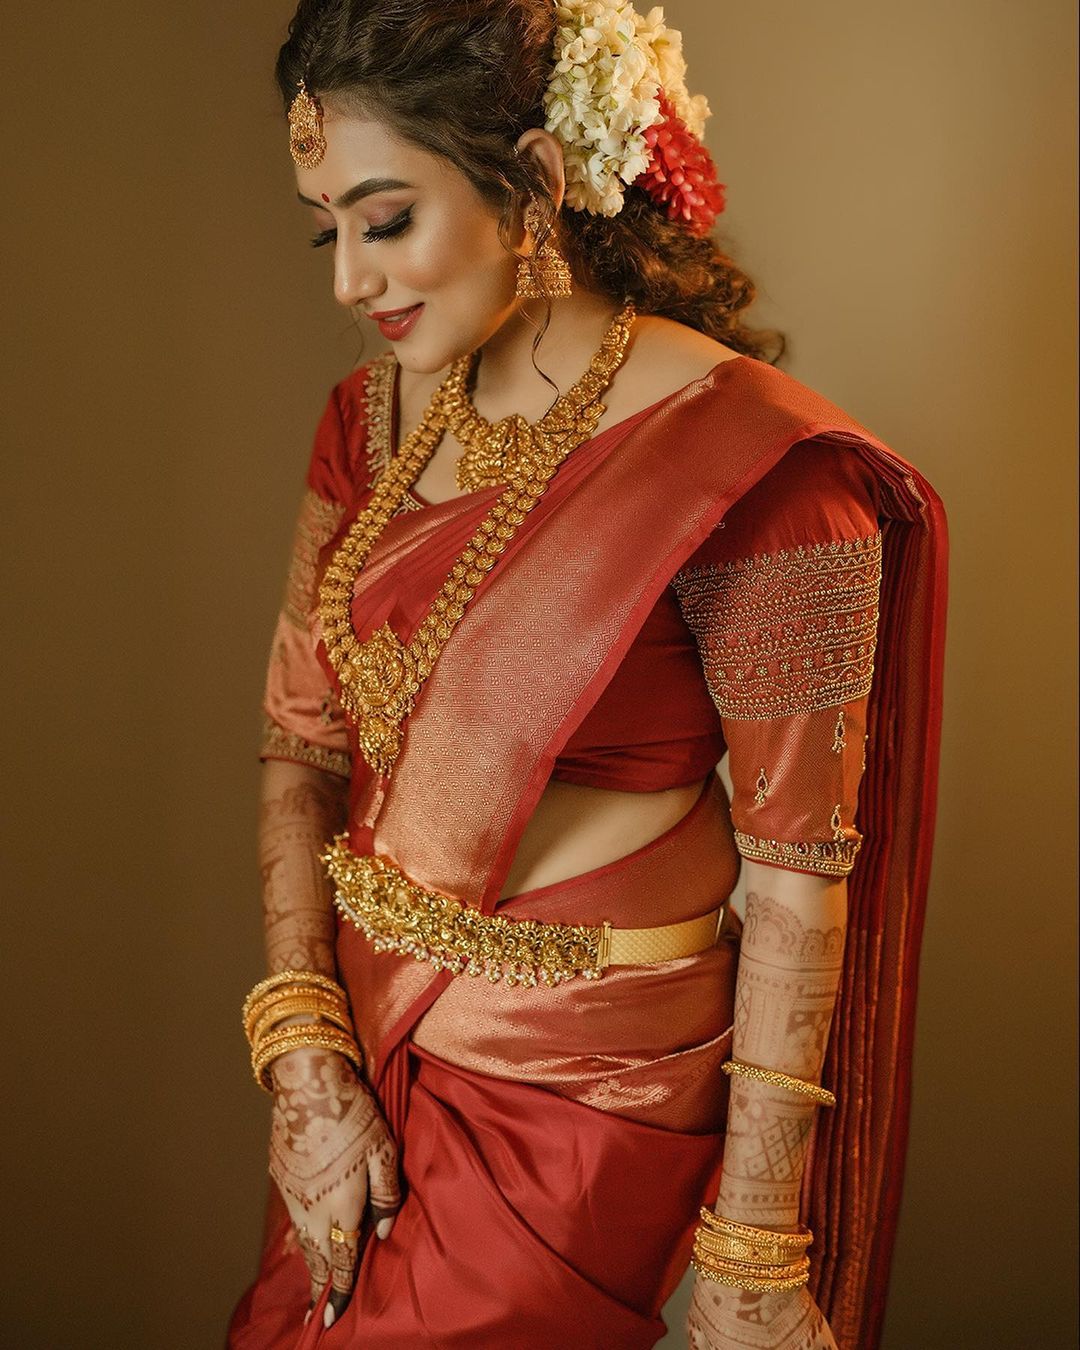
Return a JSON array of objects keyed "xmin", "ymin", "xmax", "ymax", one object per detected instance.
[{"xmin": 321, "ymin": 193, "xmax": 330, "ymax": 203}]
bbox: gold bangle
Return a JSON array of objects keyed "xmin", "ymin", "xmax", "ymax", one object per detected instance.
[
  {"xmin": 698, "ymin": 1209, "xmax": 813, "ymax": 1251},
  {"xmin": 250, "ymin": 1004, "xmax": 353, "ymax": 1048},
  {"xmin": 252, "ymin": 1022, "xmax": 360, "ymax": 1067},
  {"xmin": 247, "ymin": 993, "xmax": 353, "ymax": 1047},
  {"xmin": 691, "ymin": 1242, "xmax": 810, "ymax": 1277},
  {"xmin": 244, "ymin": 983, "xmax": 350, "ymax": 1040},
  {"xmin": 693, "ymin": 1229, "xmax": 809, "ymax": 1266},
  {"xmin": 690, "ymin": 1254, "xmax": 810, "ymax": 1294},
  {"xmin": 252, "ymin": 1037, "xmax": 362, "ymax": 1094},
  {"xmin": 721, "ymin": 1058, "xmax": 837, "ymax": 1107},
  {"xmin": 241, "ymin": 969, "xmax": 347, "ymax": 1024},
  {"xmin": 251, "ymin": 1025, "xmax": 363, "ymax": 1092}
]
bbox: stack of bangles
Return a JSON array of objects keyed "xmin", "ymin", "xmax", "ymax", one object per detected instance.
[
  {"xmin": 690, "ymin": 1057, "xmax": 838, "ymax": 1292},
  {"xmin": 241, "ymin": 969, "xmax": 363, "ymax": 1092}
]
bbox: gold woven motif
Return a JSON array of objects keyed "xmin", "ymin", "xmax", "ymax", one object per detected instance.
[
  {"xmin": 321, "ymin": 834, "xmax": 612, "ymax": 986},
  {"xmin": 733, "ymin": 829, "xmax": 861, "ymax": 877},
  {"xmin": 259, "ymin": 716, "xmax": 351, "ymax": 780},
  {"xmin": 361, "ymin": 356, "xmax": 421, "ymax": 511},
  {"xmin": 672, "ymin": 531, "xmax": 883, "ymax": 720},
  {"xmin": 283, "ymin": 489, "xmax": 346, "ymax": 628},
  {"xmin": 448, "ymin": 302, "xmax": 634, "ymax": 492},
  {"xmin": 318, "ymin": 306, "xmax": 636, "ymax": 775}
]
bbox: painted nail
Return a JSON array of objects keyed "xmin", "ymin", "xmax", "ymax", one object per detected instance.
[
  {"xmin": 376, "ymin": 1217, "xmax": 394, "ymax": 1239},
  {"xmin": 323, "ymin": 1303, "xmax": 336, "ymax": 1328}
]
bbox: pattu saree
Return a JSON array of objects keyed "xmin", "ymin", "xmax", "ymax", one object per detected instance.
[{"xmin": 228, "ymin": 352, "xmax": 948, "ymax": 1349}]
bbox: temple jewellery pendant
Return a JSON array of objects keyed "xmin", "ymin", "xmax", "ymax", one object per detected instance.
[{"xmin": 317, "ymin": 304, "xmax": 636, "ymax": 777}]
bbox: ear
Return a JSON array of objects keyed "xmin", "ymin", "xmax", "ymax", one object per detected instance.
[{"xmin": 514, "ymin": 127, "xmax": 567, "ymax": 212}]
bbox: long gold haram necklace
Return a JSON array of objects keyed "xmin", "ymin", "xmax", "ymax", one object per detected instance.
[{"xmin": 318, "ymin": 301, "xmax": 636, "ymax": 776}]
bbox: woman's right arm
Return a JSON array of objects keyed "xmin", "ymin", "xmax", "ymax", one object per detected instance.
[
  {"xmin": 258, "ymin": 757, "xmax": 347, "ymax": 979},
  {"xmin": 248, "ymin": 372, "xmax": 400, "ymax": 1330}
]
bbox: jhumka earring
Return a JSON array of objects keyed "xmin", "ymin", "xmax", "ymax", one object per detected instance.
[
  {"xmin": 515, "ymin": 196, "xmax": 573, "ymax": 300},
  {"xmin": 289, "ymin": 77, "xmax": 326, "ymax": 169}
]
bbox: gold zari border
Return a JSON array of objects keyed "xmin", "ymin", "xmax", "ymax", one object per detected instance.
[
  {"xmin": 283, "ymin": 489, "xmax": 346, "ymax": 628},
  {"xmin": 363, "ymin": 355, "xmax": 422, "ymax": 511},
  {"xmin": 673, "ymin": 532, "xmax": 883, "ymax": 720},
  {"xmin": 259, "ymin": 717, "xmax": 351, "ymax": 779},
  {"xmin": 734, "ymin": 829, "xmax": 861, "ymax": 877}
]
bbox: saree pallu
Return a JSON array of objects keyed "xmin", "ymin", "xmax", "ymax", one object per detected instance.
[{"xmin": 228, "ymin": 774, "xmax": 743, "ymax": 1348}]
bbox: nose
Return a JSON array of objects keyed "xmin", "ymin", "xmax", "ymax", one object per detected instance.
[{"xmin": 333, "ymin": 240, "xmax": 386, "ymax": 309}]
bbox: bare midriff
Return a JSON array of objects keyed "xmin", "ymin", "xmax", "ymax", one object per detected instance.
[{"xmin": 499, "ymin": 775, "xmax": 710, "ymax": 899}]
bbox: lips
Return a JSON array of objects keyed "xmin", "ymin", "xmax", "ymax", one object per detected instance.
[{"xmin": 371, "ymin": 303, "xmax": 424, "ymax": 342}]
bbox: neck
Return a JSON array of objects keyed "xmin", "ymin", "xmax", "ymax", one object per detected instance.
[{"xmin": 472, "ymin": 288, "xmax": 627, "ymax": 422}]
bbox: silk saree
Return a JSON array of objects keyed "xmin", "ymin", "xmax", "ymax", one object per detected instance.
[{"xmin": 228, "ymin": 351, "xmax": 948, "ymax": 1349}]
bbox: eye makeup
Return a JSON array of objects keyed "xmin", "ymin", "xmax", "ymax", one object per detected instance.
[{"xmin": 309, "ymin": 206, "xmax": 414, "ymax": 249}]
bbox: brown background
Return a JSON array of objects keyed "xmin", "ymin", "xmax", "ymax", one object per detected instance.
[{"xmin": 3, "ymin": 2, "xmax": 1076, "ymax": 1346}]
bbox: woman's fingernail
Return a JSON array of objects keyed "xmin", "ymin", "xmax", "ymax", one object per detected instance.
[
  {"xmin": 376, "ymin": 1217, "xmax": 394, "ymax": 1239},
  {"xmin": 323, "ymin": 1303, "xmax": 336, "ymax": 1328}
]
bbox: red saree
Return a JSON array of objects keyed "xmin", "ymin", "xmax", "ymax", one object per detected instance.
[{"xmin": 230, "ymin": 352, "xmax": 948, "ymax": 1349}]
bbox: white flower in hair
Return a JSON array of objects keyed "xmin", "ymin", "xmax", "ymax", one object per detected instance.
[
  {"xmin": 543, "ymin": 1, "xmax": 714, "ymax": 216},
  {"xmin": 632, "ymin": 6, "xmax": 711, "ymax": 137}
]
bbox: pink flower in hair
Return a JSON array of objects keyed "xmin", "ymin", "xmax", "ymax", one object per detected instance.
[{"xmin": 636, "ymin": 91, "xmax": 726, "ymax": 236}]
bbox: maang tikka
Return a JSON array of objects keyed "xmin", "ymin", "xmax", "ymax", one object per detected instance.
[
  {"xmin": 289, "ymin": 77, "xmax": 326, "ymax": 169},
  {"xmin": 516, "ymin": 197, "xmax": 573, "ymax": 300}
]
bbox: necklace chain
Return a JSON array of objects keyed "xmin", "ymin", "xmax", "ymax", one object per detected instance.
[
  {"xmin": 449, "ymin": 302, "xmax": 637, "ymax": 492},
  {"xmin": 317, "ymin": 303, "xmax": 637, "ymax": 776}
]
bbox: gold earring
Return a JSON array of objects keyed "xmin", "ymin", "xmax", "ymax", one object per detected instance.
[{"xmin": 515, "ymin": 197, "xmax": 573, "ymax": 300}]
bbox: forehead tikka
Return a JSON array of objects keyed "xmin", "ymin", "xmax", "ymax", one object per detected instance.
[{"xmin": 289, "ymin": 77, "xmax": 326, "ymax": 170}]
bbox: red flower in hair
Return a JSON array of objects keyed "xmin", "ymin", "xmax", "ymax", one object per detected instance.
[{"xmin": 636, "ymin": 92, "xmax": 726, "ymax": 237}]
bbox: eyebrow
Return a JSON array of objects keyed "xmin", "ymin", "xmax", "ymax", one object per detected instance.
[{"xmin": 296, "ymin": 177, "xmax": 414, "ymax": 209}]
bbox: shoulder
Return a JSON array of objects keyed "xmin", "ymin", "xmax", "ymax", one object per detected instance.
[
  {"xmin": 685, "ymin": 437, "xmax": 884, "ymax": 576},
  {"xmin": 620, "ymin": 315, "xmax": 743, "ymax": 392}
]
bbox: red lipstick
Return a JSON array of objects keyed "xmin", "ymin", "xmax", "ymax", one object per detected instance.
[{"xmin": 368, "ymin": 303, "xmax": 424, "ymax": 341}]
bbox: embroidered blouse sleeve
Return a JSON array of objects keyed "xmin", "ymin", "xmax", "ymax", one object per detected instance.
[
  {"xmin": 672, "ymin": 438, "xmax": 883, "ymax": 877},
  {"xmin": 258, "ymin": 365, "xmax": 379, "ymax": 779}
]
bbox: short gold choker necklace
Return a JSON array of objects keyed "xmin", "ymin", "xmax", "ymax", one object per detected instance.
[
  {"xmin": 447, "ymin": 302, "xmax": 637, "ymax": 493},
  {"xmin": 318, "ymin": 301, "xmax": 636, "ymax": 776}
]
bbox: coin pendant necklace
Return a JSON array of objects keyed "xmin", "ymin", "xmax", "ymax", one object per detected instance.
[{"xmin": 318, "ymin": 301, "xmax": 637, "ymax": 777}]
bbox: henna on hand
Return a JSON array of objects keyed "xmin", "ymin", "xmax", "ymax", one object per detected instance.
[
  {"xmin": 296, "ymin": 1224, "xmax": 331, "ymax": 1307},
  {"xmin": 716, "ymin": 878, "xmax": 847, "ymax": 1229},
  {"xmin": 688, "ymin": 1276, "xmax": 838, "ymax": 1349},
  {"xmin": 267, "ymin": 1048, "xmax": 389, "ymax": 1213},
  {"xmin": 258, "ymin": 762, "xmax": 348, "ymax": 977}
]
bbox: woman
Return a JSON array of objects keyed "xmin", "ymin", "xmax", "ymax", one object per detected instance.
[{"xmin": 228, "ymin": 3, "xmax": 948, "ymax": 1348}]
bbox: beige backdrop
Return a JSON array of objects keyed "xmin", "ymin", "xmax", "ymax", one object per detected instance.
[{"xmin": 3, "ymin": 2, "xmax": 1076, "ymax": 1346}]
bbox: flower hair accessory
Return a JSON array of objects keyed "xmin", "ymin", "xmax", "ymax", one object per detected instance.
[{"xmin": 542, "ymin": 2, "xmax": 725, "ymax": 236}]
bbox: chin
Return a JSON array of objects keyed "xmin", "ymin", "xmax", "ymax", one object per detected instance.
[
  {"xmin": 391, "ymin": 341, "xmax": 460, "ymax": 376},
  {"xmin": 390, "ymin": 304, "xmax": 515, "ymax": 374},
  {"xmin": 391, "ymin": 329, "xmax": 480, "ymax": 375}
]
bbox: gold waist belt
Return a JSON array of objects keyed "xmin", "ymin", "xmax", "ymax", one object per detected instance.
[{"xmin": 320, "ymin": 833, "xmax": 724, "ymax": 990}]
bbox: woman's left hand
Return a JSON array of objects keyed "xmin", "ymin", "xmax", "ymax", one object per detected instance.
[{"xmin": 687, "ymin": 1274, "xmax": 839, "ymax": 1349}]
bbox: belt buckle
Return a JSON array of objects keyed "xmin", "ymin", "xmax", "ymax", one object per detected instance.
[{"xmin": 595, "ymin": 920, "xmax": 613, "ymax": 972}]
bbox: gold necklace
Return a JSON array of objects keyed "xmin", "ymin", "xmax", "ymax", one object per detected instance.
[
  {"xmin": 318, "ymin": 302, "xmax": 637, "ymax": 776},
  {"xmin": 449, "ymin": 302, "xmax": 636, "ymax": 492}
]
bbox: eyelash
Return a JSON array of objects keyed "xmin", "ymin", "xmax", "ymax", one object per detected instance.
[{"xmin": 309, "ymin": 207, "xmax": 413, "ymax": 249}]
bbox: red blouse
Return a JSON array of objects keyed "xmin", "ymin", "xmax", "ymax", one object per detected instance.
[{"xmin": 261, "ymin": 356, "xmax": 883, "ymax": 879}]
